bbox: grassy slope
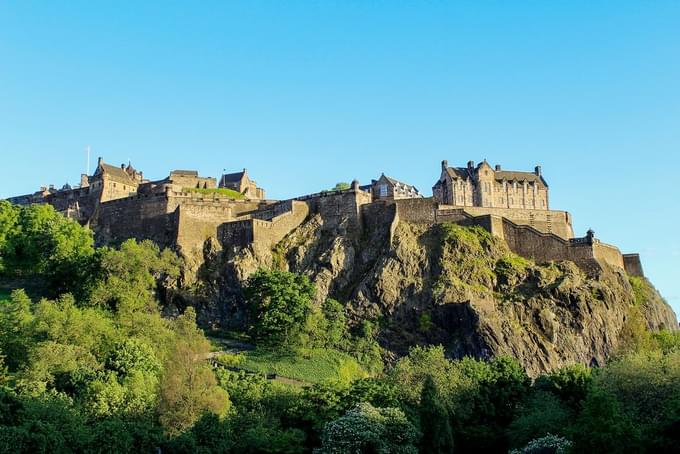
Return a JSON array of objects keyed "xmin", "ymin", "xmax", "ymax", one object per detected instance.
[
  {"xmin": 183, "ymin": 187, "xmax": 246, "ymax": 199},
  {"xmin": 239, "ymin": 347, "xmax": 368, "ymax": 385}
]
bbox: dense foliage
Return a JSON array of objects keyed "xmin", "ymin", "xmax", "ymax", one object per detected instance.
[{"xmin": 1, "ymin": 203, "xmax": 679, "ymax": 453}]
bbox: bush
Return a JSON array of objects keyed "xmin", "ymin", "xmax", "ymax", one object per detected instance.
[{"xmin": 510, "ymin": 433, "xmax": 573, "ymax": 454}]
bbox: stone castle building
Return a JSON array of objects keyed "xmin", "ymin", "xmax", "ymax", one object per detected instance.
[
  {"xmin": 361, "ymin": 174, "xmax": 423, "ymax": 202},
  {"xmin": 219, "ymin": 169, "xmax": 265, "ymax": 200},
  {"xmin": 433, "ymin": 159, "xmax": 549, "ymax": 210},
  {"xmin": 5, "ymin": 157, "xmax": 645, "ymax": 280}
]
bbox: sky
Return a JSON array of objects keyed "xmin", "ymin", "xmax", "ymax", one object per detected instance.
[{"xmin": 1, "ymin": 1, "xmax": 679, "ymax": 315}]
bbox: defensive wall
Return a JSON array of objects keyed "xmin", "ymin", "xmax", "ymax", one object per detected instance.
[
  {"xmin": 89, "ymin": 184, "xmax": 643, "ymax": 279},
  {"xmin": 389, "ymin": 197, "xmax": 574, "ymax": 239},
  {"xmin": 365, "ymin": 198, "xmax": 641, "ymax": 277}
]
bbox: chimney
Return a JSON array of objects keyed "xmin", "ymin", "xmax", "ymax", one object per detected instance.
[
  {"xmin": 495, "ymin": 164, "xmax": 501, "ymax": 171},
  {"xmin": 534, "ymin": 165, "xmax": 542, "ymax": 176},
  {"xmin": 80, "ymin": 174, "xmax": 89, "ymax": 188},
  {"xmin": 441, "ymin": 160, "xmax": 448, "ymax": 171},
  {"xmin": 97, "ymin": 156, "xmax": 103, "ymax": 166},
  {"xmin": 467, "ymin": 160, "xmax": 474, "ymax": 169},
  {"xmin": 121, "ymin": 163, "xmax": 125, "ymax": 170}
]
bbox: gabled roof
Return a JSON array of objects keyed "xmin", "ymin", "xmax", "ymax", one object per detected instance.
[
  {"xmin": 380, "ymin": 174, "xmax": 422, "ymax": 195},
  {"xmin": 98, "ymin": 163, "xmax": 136, "ymax": 183},
  {"xmin": 221, "ymin": 170, "xmax": 246, "ymax": 184},
  {"xmin": 446, "ymin": 167, "xmax": 474, "ymax": 180},
  {"xmin": 495, "ymin": 170, "xmax": 546, "ymax": 187}
]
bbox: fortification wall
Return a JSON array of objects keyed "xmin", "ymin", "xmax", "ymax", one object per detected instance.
[
  {"xmin": 445, "ymin": 205, "xmax": 573, "ymax": 239},
  {"xmin": 623, "ymin": 254, "xmax": 645, "ymax": 277},
  {"xmin": 218, "ymin": 200, "xmax": 309, "ymax": 251},
  {"xmin": 297, "ymin": 189, "xmax": 371, "ymax": 234},
  {"xmin": 390, "ymin": 197, "xmax": 573, "ymax": 239},
  {"xmin": 93, "ymin": 193, "xmax": 176, "ymax": 247}
]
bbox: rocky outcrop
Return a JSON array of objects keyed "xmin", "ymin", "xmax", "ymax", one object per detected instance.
[{"xmin": 193, "ymin": 211, "xmax": 677, "ymax": 376}]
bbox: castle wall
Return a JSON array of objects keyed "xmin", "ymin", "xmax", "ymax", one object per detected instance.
[
  {"xmin": 217, "ymin": 200, "xmax": 309, "ymax": 251},
  {"xmin": 297, "ymin": 189, "xmax": 372, "ymax": 234},
  {"xmin": 390, "ymin": 197, "xmax": 573, "ymax": 239},
  {"xmin": 623, "ymin": 254, "xmax": 645, "ymax": 277},
  {"xmin": 93, "ymin": 193, "xmax": 176, "ymax": 247}
]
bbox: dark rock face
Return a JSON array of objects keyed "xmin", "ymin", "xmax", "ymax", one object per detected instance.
[{"xmin": 193, "ymin": 215, "xmax": 677, "ymax": 376}]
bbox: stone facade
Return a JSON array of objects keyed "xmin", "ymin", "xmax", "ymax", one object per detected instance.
[
  {"xmin": 362, "ymin": 174, "xmax": 423, "ymax": 202},
  {"xmin": 219, "ymin": 169, "xmax": 265, "ymax": 200},
  {"xmin": 433, "ymin": 160, "xmax": 549, "ymax": 210}
]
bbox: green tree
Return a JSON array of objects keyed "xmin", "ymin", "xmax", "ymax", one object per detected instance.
[
  {"xmin": 0, "ymin": 290, "xmax": 35, "ymax": 371},
  {"xmin": 243, "ymin": 270, "xmax": 315, "ymax": 347},
  {"xmin": 159, "ymin": 307, "xmax": 230, "ymax": 435},
  {"xmin": 419, "ymin": 375, "xmax": 454, "ymax": 454},
  {"xmin": 318, "ymin": 402, "xmax": 419, "ymax": 454},
  {"xmin": 87, "ymin": 239, "xmax": 180, "ymax": 313},
  {"xmin": 0, "ymin": 201, "xmax": 20, "ymax": 274},
  {"xmin": 331, "ymin": 182, "xmax": 351, "ymax": 191}
]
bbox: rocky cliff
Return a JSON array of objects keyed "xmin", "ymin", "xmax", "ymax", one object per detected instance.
[{"xmin": 185, "ymin": 211, "xmax": 677, "ymax": 376}]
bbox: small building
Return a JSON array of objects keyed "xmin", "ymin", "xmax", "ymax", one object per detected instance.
[
  {"xmin": 219, "ymin": 168, "xmax": 265, "ymax": 200},
  {"xmin": 433, "ymin": 160, "xmax": 549, "ymax": 210},
  {"xmin": 87, "ymin": 158, "xmax": 144, "ymax": 202},
  {"xmin": 167, "ymin": 170, "xmax": 217, "ymax": 190},
  {"xmin": 366, "ymin": 174, "xmax": 423, "ymax": 201}
]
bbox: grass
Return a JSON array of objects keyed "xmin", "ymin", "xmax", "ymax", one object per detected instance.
[
  {"xmin": 239, "ymin": 347, "xmax": 368, "ymax": 385},
  {"xmin": 183, "ymin": 186, "xmax": 246, "ymax": 199}
]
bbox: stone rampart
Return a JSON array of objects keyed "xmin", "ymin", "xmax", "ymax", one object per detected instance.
[
  {"xmin": 93, "ymin": 192, "xmax": 176, "ymax": 247},
  {"xmin": 623, "ymin": 254, "xmax": 645, "ymax": 277},
  {"xmin": 390, "ymin": 197, "xmax": 574, "ymax": 239}
]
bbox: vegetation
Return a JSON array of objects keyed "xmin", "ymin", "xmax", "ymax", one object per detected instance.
[
  {"xmin": 239, "ymin": 347, "xmax": 367, "ymax": 384},
  {"xmin": 1, "ymin": 202, "xmax": 679, "ymax": 453},
  {"xmin": 182, "ymin": 186, "xmax": 246, "ymax": 199}
]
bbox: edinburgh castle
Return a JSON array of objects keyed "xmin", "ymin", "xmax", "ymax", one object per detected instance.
[{"xmin": 6, "ymin": 158, "xmax": 644, "ymax": 280}]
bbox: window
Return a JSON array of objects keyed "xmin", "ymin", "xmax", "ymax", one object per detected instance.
[{"xmin": 379, "ymin": 184, "xmax": 388, "ymax": 197}]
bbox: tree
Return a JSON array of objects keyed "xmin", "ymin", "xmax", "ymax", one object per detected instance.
[
  {"xmin": 0, "ymin": 201, "xmax": 20, "ymax": 274},
  {"xmin": 419, "ymin": 375, "xmax": 454, "ymax": 454},
  {"xmin": 159, "ymin": 307, "xmax": 230, "ymax": 435},
  {"xmin": 243, "ymin": 270, "xmax": 315, "ymax": 347},
  {"xmin": 3, "ymin": 204, "xmax": 95, "ymax": 295},
  {"xmin": 332, "ymin": 182, "xmax": 351, "ymax": 191},
  {"xmin": 0, "ymin": 290, "xmax": 35, "ymax": 371},
  {"xmin": 87, "ymin": 239, "xmax": 180, "ymax": 313},
  {"xmin": 318, "ymin": 402, "xmax": 419, "ymax": 454}
]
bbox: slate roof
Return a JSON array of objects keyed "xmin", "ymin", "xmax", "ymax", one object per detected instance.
[
  {"xmin": 442, "ymin": 165, "xmax": 548, "ymax": 188},
  {"xmin": 99, "ymin": 163, "xmax": 135, "ymax": 182},
  {"xmin": 382, "ymin": 175, "xmax": 422, "ymax": 196},
  {"xmin": 221, "ymin": 171, "xmax": 246, "ymax": 184}
]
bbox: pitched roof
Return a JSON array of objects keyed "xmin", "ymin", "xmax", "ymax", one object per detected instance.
[
  {"xmin": 221, "ymin": 171, "xmax": 245, "ymax": 184},
  {"xmin": 381, "ymin": 175, "xmax": 422, "ymax": 195},
  {"xmin": 494, "ymin": 170, "xmax": 545, "ymax": 186},
  {"xmin": 99, "ymin": 163, "xmax": 136, "ymax": 182},
  {"xmin": 443, "ymin": 165, "xmax": 548, "ymax": 188}
]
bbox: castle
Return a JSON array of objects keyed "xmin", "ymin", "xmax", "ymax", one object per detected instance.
[{"xmin": 5, "ymin": 158, "xmax": 644, "ymax": 279}]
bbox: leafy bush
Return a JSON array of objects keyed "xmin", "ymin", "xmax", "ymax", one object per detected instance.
[{"xmin": 510, "ymin": 433, "xmax": 573, "ymax": 454}]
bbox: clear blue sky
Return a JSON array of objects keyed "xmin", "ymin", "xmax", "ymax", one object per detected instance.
[{"xmin": 1, "ymin": 1, "xmax": 679, "ymax": 316}]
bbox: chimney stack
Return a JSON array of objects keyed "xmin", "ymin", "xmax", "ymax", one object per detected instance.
[
  {"xmin": 467, "ymin": 160, "xmax": 475, "ymax": 170},
  {"xmin": 441, "ymin": 160, "xmax": 448, "ymax": 171},
  {"xmin": 97, "ymin": 157, "xmax": 103, "ymax": 166},
  {"xmin": 534, "ymin": 165, "xmax": 542, "ymax": 176},
  {"xmin": 495, "ymin": 164, "xmax": 501, "ymax": 171}
]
